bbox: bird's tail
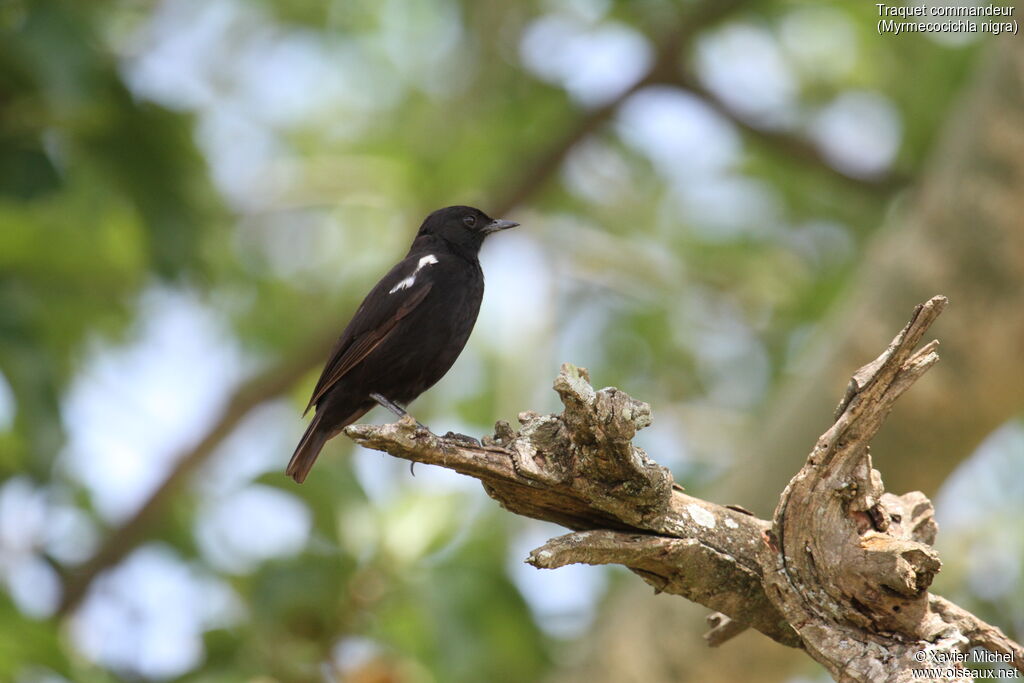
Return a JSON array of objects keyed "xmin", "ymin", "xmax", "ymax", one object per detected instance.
[
  {"xmin": 286, "ymin": 405, "xmax": 372, "ymax": 483},
  {"xmin": 286, "ymin": 411, "xmax": 330, "ymax": 484}
]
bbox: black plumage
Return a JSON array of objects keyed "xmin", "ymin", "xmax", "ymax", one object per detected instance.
[{"xmin": 287, "ymin": 205, "xmax": 519, "ymax": 483}]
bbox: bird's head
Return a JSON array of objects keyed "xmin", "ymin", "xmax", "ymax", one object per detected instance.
[{"xmin": 416, "ymin": 205, "xmax": 518, "ymax": 256}]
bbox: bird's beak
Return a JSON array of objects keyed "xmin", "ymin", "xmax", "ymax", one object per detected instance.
[{"xmin": 483, "ymin": 218, "xmax": 519, "ymax": 234}]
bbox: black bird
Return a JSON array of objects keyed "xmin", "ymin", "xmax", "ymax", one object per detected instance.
[{"xmin": 287, "ymin": 205, "xmax": 519, "ymax": 483}]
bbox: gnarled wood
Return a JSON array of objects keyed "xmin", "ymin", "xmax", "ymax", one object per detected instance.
[{"xmin": 347, "ymin": 297, "xmax": 1021, "ymax": 682}]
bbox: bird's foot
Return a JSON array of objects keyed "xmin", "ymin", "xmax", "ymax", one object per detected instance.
[{"xmin": 443, "ymin": 431, "xmax": 480, "ymax": 446}]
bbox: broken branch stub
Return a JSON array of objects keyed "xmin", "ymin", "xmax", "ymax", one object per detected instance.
[{"xmin": 546, "ymin": 364, "xmax": 674, "ymax": 527}]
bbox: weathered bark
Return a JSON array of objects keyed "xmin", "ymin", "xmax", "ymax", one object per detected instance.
[
  {"xmin": 348, "ymin": 370, "xmax": 797, "ymax": 647},
  {"xmin": 349, "ymin": 297, "xmax": 1021, "ymax": 682}
]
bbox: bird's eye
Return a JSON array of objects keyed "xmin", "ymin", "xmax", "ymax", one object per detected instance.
[{"xmin": 463, "ymin": 216, "xmax": 476, "ymax": 228}]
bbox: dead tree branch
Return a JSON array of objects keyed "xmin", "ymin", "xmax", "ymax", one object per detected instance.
[{"xmin": 349, "ymin": 296, "xmax": 1022, "ymax": 682}]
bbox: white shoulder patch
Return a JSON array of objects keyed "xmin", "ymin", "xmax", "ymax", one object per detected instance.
[{"xmin": 389, "ymin": 254, "xmax": 438, "ymax": 294}]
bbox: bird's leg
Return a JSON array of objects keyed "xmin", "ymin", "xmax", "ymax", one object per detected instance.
[
  {"xmin": 370, "ymin": 393, "xmax": 407, "ymax": 419},
  {"xmin": 370, "ymin": 393, "xmax": 428, "ymax": 476},
  {"xmin": 370, "ymin": 393, "xmax": 428, "ymax": 430},
  {"xmin": 369, "ymin": 394, "xmax": 477, "ymax": 453}
]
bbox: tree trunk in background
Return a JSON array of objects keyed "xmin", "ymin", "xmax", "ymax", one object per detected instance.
[
  {"xmin": 553, "ymin": 36, "xmax": 1024, "ymax": 683},
  {"xmin": 727, "ymin": 35, "xmax": 1024, "ymax": 517}
]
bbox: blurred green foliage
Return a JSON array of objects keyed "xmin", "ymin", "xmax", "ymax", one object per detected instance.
[{"xmin": 1, "ymin": 0, "xmax": 217, "ymax": 472}]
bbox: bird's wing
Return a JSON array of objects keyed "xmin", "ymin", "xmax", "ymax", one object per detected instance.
[{"xmin": 303, "ymin": 279, "xmax": 433, "ymax": 415}]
